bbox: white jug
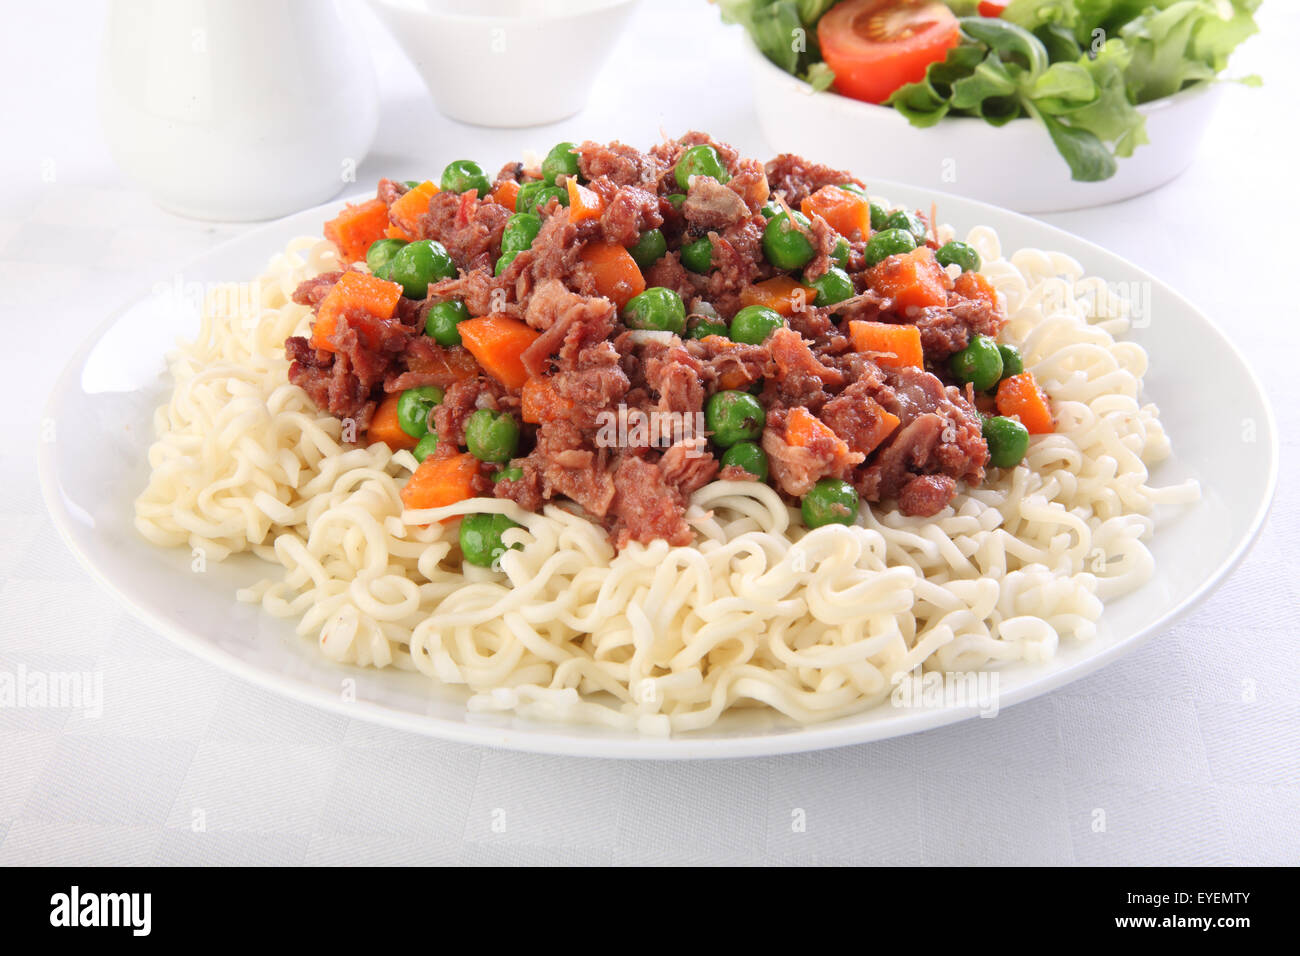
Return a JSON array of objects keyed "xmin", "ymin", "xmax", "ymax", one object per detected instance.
[{"xmin": 98, "ymin": 0, "xmax": 379, "ymax": 221}]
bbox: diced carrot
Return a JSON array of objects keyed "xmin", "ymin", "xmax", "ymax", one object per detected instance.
[
  {"xmin": 324, "ymin": 199, "xmax": 391, "ymax": 264},
  {"xmin": 867, "ymin": 247, "xmax": 949, "ymax": 312},
  {"xmin": 785, "ymin": 407, "xmax": 850, "ymax": 457},
  {"xmin": 566, "ymin": 178, "xmax": 606, "ymax": 222},
  {"xmin": 520, "ymin": 376, "xmax": 573, "ymax": 424},
  {"xmin": 800, "ymin": 185, "xmax": 871, "ymax": 241},
  {"xmin": 492, "ymin": 179, "xmax": 520, "ymax": 210},
  {"xmin": 953, "ymin": 269, "xmax": 998, "ymax": 309},
  {"xmin": 388, "ymin": 180, "xmax": 438, "ymax": 240},
  {"xmin": 848, "ymin": 320, "xmax": 925, "ymax": 370},
  {"xmin": 405, "ymin": 343, "xmax": 481, "ymax": 386},
  {"xmin": 996, "ymin": 372, "xmax": 1054, "ymax": 434},
  {"xmin": 739, "ymin": 276, "xmax": 816, "ymax": 317},
  {"xmin": 457, "ymin": 314, "xmax": 541, "ymax": 390},
  {"xmin": 367, "ymin": 392, "xmax": 419, "ymax": 452},
  {"xmin": 400, "ymin": 452, "xmax": 483, "ymax": 511},
  {"xmin": 859, "ymin": 405, "xmax": 901, "ymax": 455},
  {"xmin": 311, "ymin": 270, "xmax": 404, "ymax": 352},
  {"xmin": 579, "ymin": 242, "xmax": 645, "ymax": 309}
]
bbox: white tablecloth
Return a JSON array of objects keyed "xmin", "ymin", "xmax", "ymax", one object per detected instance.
[{"xmin": 1, "ymin": 0, "xmax": 1295, "ymax": 866}]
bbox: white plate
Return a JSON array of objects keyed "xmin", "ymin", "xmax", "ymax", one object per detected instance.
[
  {"xmin": 745, "ymin": 38, "xmax": 1223, "ymax": 214},
  {"xmin": 38, "ymin": 187, "xmax": 1276, "ymax": 759}
]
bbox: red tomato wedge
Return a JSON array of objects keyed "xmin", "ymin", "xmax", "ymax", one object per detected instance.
[
  {"xmin": 818, "ymin": 0, "xmax": 961, "ymax": 105},
  {"xmin": 977, "ymin": 2, "xmax": 1008, "ymax": 17}
]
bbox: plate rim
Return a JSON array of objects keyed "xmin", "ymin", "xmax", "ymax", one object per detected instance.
[{"xmin": 37, "ymin": 184, "xmax": 1280, "ymax": 760}]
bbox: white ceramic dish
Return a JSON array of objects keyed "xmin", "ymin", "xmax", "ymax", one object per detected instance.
[
  {"xmin": 368, "ymin": 0, "xmax": 639, "ymax": 127},
  {"xmin": 745, "ymin": 38, "xmax": 1223, "ymax": 214},
  {"xmin": 38, "ymin": 185, "xmax": 1275, "ymax": 759}
]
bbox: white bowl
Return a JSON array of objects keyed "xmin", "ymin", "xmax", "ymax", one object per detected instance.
[
  {"xmin": 744, "ymin": 38, "xmax": 1223, "ymax": 214},
  {"xmin": 369, "ymin": 0, "xmax": 639, "ymax": 127}
]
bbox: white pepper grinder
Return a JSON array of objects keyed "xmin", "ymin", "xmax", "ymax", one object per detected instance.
[{"xmin": 98, "ymin": 0, "xmax": 379, "ymax": 221}]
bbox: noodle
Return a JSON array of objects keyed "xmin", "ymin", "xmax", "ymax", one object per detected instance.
[{"xmin": 134, "ymin": 224, "xmax": 1198, "ymax": 734}]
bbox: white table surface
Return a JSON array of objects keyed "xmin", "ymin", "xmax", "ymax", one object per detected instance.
[{"xmin": 1, "ymin": 0, "xmax": 1296, "ymax": 866}]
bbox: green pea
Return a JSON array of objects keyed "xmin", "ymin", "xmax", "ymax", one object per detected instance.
[
  {"xmin": 883, "ymin": 209, "xmax": 929, "ymax": 244},
  {"xmin": 762, "ymin": 210, "xmax": 815, "ymax": 270},
  {"xmin": 863, "ymin": 228, "xmax": 917, "ymax": 268},
  {"xmin": 760, "ymin": 201, "xmax": 782, "ymax": 220},
  {"xmin": 396, "ymin": 386, "xmax": 444, "ymax": 439},
  {"xmin": 666, "ymin": 193, "xmax": 687, "ymax": 210},
  {"xmin": 996, "ymin": 343, "xmax": 1024, "ymax": 381},
  {"xmin": 680, "ymin": 236, "xmax": 714, "ymax": 274},
  {"xmin": 935, "ymin": 240, "xmax": 981, "ymax": 273},
  {"xmin": 541, "ymin": 142, "xmax": 579, "ymax": 185},
  {"xmin": 388, "ymin": 239, "xmax": 457, "ymax": 298},
  {"xmin": 492, "ymin": 466, "xmax": 524, "ymax": 483},
  {"xmin": 982, "ymin": 415, "xmax": 1030, "ymax": 469},
  {"xmin": 495, "ymin": 250, "xmax": 519, "ymax": 276},
  {"xmin": 689, "ymin": 318, "xmax": 729, "ymax": 340},
  {"xmin": 706, "ymin": 390, "xmax": 765, "ymax": 447},
  {"xmin": 830, "ymin": 236, "xmax": 850, "ymax": 269},
  {"xmin": 502, "ymin": 212, "xmax": 542, "ymax": 254},
  {"xmin": 440, "ymin": 160, "xmax": 491, "ymax": 196},
  {"xmin": 729, "ymin": 305, "xmax": 784, "ymax": 345},
  {"xmin": 623, "ymin": 287, "xmax": 686, "ymax": 334},
  {"xmin": 402, "ymin": 180, "xmax": 422, "ymax": 189},
  {"xmin": 465, "ymin": 408, "xmax": 520, "ymax": 463},
  {"xmin": 720, "ymin": 441, "xmax": 769, "ymax": 481},
  {"xmin": 412, "ymin": 432, "xmax": 439, "ymax": 463},
  {"xmin": 674, "ymin": 144, "xmax": 730, "ymax": 190},
  {"xmin": 459, "ymin": 513, "xmax": 522, "ymax": 568},
  {"xmin": 515, "ymin": 181, "xmax": 568, "ymax": 214},
  {"xmin": 365, "ymin": 238, "xmax": 406, "ymax": 280},
  {"xmin": 801, "ymin": 478, "xmax": 860, "ymax": 529},
  {"xmin": 809, "ymin": 266, "xmax": 854, "ymax": 307},
  {"xmin": 425, "ymin": 299, "xmax": 469, "ymax": 346},
  {"xmin": 949, "ymin": 334, "xmax": 1004, "ymax": 391},
  {"xmin": 628, "ymin": 228, "xmax": 668, "ymax": 269},
  {"xmin": 869, "ymin": 202, "xmax": 889, "ymax": 232}
]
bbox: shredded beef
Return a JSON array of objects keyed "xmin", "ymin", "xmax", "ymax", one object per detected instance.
[
  {"xmin": 290, "ymin": 136, "xmax": 1009, "ymax": 548},
  {"xmin": 897, "ymin": 474, "xmax": 957, "ymax": 517},
  {"xmin": 610, "ymin": 455, "xmax": 693, "ymax": 548},
  {"xmin": 600, "ymin": 185, "xmax": 664, "ymax": 246},
  {"xmin": 377, "ymin": 178, "xmax": 408, "ymax": 206},
  {"xmin": 855, "ymin": 367, "xmax": 987, "ymax": 507},
  {"xmin": 767, "ymin": 327, "xmax": 843, "ymax": 412},
  {"xmin": 520, "ymin": 280, "xmax": 617, "ymax": 376},
  {"xmin": 575, "ymin": 140, "xmax": 662, "ymax": 187},
  {"xmin": 420, "ymin": 190, "xmax": 511, "ymax": 270},
  {"xmin": 765, "ymin": 154, "xmax": 860, "ymax": 207},
  {"xmin": 762, "ymin": 407, "xmax": 865, "ymax": 498},
  {"xmin": 292, "ymin": 272, "xmax": 342, "ymax": 307},
  {"xmin": 432, "ymin": 376, "xmax": 505, "ymax": 448},
  {"xmin": 683, "ymin": 177, "xmax": 750, "ymax": 230}
]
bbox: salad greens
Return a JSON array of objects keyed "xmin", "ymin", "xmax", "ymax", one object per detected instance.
[
  {"xmin": 718, "ymin": 0, "xmax": 1261, "ymax": 182},
  {"xmin": 717, "ymin": 0, "xmax": 839, "ymax": 90}
]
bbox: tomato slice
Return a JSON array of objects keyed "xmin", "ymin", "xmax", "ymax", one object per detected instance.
[
  {"xmin": 977, "ymin": 1, "xmax": 1008, "ymax": 16},
  {"xmin": 817, "ymin": 0, "xmax": 961, "ymax": 105}
]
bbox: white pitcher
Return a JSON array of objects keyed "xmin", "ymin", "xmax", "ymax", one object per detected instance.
[{"xmin": 98, "ymin": 0, "xmax": 379, "ymax": 221}]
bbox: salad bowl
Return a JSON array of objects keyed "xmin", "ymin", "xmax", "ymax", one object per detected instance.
[{"xmin": 745, "ymin": 37, "xmax": 1224, "ymax": 214}]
